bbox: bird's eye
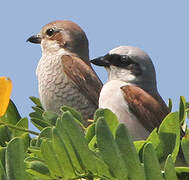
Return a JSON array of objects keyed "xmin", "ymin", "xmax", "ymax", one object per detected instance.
[
  {"xmin": 46, "ymin": 28, "xmax": 55, "ymax": 36},
  {"xmin": 121, "ymin": 55, "xmax": 133, "ymax": 65}
]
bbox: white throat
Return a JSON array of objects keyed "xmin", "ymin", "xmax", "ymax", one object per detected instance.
[
  {"xmin": 106, "ymin": 65, "xmax": 136, "ymax": 82},
  {"xmin": 41, "ymin": 39, "xmax": 71, "ymax": 57}
]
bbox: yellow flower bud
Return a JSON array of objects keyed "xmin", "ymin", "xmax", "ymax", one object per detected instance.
[{"xmin": 0, "ymin": 77, "xmax": 12, "ymax": 117}]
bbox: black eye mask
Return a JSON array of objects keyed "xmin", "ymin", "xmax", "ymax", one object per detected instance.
[
  {"xmin": 107, "ymin": 54, "xmax": 133, "ymax": 67},
  {"xmin": 91, "ymin": 54, "xmax": 142, "ymax": 75},
  {"xmin": 91, "ymin": 54, "xmax": 134, "ymax": 67}
]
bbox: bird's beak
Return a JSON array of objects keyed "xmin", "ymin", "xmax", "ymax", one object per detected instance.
[
  {"xmin": 26, "ymin": 35, "xmax": 42, "ymax": 44},
  {"xmin": 91, "ymin": 56, "xmax": 110, "ymax": 67}
]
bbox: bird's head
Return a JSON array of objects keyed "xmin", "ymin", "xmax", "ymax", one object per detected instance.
[
  {"xmin": 27, "ymin": 20, "xmax": 89, "ymax": 61},
  {"xmin": 91, "ymin": 46, "xmax": 157, "ymax": 90}
]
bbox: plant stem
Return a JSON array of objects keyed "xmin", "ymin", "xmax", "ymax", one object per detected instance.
[{"xmin": 0, "ymin": 122, "xmax": 39, "ymax": 135}]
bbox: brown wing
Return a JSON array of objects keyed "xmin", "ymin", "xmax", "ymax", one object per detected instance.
[
  {"xmin": 121, "ymin": 85, "xmax": 169, "ymax": 132},
  {"xmin": 61, "ymin": 55, "xmax": 103, "ymax": 107}
]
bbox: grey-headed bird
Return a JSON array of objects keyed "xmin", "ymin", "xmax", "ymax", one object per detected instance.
[
  {"xmin": 27, "ymin": 20, "xmax": 102, "ymax": 124},
  {"xmin": 91, "ymin": 46, "xmax": 169, "ymax": 140}
]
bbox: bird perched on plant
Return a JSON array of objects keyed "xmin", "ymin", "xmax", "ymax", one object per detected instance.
[
  {"xmin": 91, "ymin": 46, "xmax": 169, "ymax": 140},
  {"xmin": 27, "ymin": 20, "xmax": 102, "ymax": 124}
]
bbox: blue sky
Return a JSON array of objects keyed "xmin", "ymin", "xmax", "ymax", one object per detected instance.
[{"xmin": 0, "ymin": 1, "xmax": 189, "ymax": 130}]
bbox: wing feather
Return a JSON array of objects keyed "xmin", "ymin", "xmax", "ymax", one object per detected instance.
[
  {"xmin": 61, "ymin": 55, "xmax": 103, "ymax": 107},
  {"xmin": 121, "ymin": 85, "xmax": 169, "ymax": 132}
]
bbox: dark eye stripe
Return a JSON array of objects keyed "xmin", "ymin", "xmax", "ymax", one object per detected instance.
[{"xmin": 104, "ymin": 54, "xmax": 134, "ymax": 67}]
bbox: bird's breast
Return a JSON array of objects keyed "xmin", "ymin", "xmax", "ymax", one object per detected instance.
[
  {"xmin": 36, "ymin": 55, "xmax": 96, "ymax": 120},
  {"xmin": 99, "ymin": 80, "xmax": 149, "ymax": 140}
]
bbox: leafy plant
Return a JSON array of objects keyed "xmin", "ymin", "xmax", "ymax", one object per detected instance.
[{"xmin": 1, "ymin": 77, "xmax": 189, "ymax": 179}]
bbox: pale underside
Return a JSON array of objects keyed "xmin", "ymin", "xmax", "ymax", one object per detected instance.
[{"xmin": 99, "ymin": 80, "xmax": 150, "ymax": 140}]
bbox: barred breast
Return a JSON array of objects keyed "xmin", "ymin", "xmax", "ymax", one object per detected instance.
[{"xmin": 36, "ymin": 54, "xmax": 97, "ymax": 121}]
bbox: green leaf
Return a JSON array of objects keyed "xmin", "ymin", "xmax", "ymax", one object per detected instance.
[
  {"xmin": 40, "ymin": 139, "xmax": 64, "ymax": 177},
  {"xmin": 12, "ymin": 118, "xmax": 28, "ymax": 137},
  {"xmin": 29, "ymin": 98, "xmax": 44, "ymax": 127},
  {"xmin": 52, "ymin": 127, "xmax": 76, "ymax": 178},
  {"xmin": 57, "ymin": 112, "xmax": 111, "ymax": 178},
  {"xmin": 30, "ymin": 138, "xmax": 37, "ymax": 147},
  {"xmin": 134, "ymin": 140, "xmax": 146, "ymax": 154},
  {"xmin": 175, "ymin": 167, "xmax": 189, "ymax": 179},
  {"xmin": 0, "ymin": 160, "xmax": 6, "ymax": 180},
  {"xmin": 32, "ymin": 106, "xmax": 44, "ymax": 117},
  {"xmin": 21, "ymin": 133, "xmax": 30, "ymax": 151},
  {"xmin": 179, "ymin": 96, "xmax": 186, "ymax": 124},
  {"xmin": 147, "ymin": 128, "xmax": 162, "ymax": 158},
  {"xmin": 0, "ymin": 125, "xmax": 11, "ymax": 146},
  {"xmin": 31, "ymin": 118, "xmax": 51, "ymax": 131},
  {"xmin": 28, "ymin": 147, "xmax": 42, "ymax": 159},
  {"xmin": 88, "ymin": 136, "xmax": 97, "ymax": 151},
  {"xmin": 29, "ymin": 112, "xmax": 43, "ymax": 121},
  {"xmin": 143, "ymin": 143, "xmax": 163, "ymax": 180},
  {"xmin": 6, "ymin": 138, "xmax": 28, "ymax": 180},
  {"xmin": 88, "ymin": 109, "xmax": 119, "ymax": 151},
  {"xmin": 158, "ymin": 112, "xmax": 180, "ymax": 162},
  {"xmin": 42, "ymin": 111, "xmax": 58, "ymax": 126},
  {"xmin": 85, "ymin": 123, "xmax": 96, "ymax": 144},
  {"xmin": 181, "ymin": 133, "xmax": 189, "ymax": 165},
  {"xmin": 0, "ymin": 147, "xmax": 6, "ymax": 169},
  {"xmin": 25, "ymin": 156, "xmax": 43, "ymax": 162},
  {"xmin": 96, "ymin": 118, "xmax": 128, "ymax": 179},
  {"xmin": 147, "ymin": 128, "xmax": 160, "ymax": 148},
  {"xmin": 38, "ymin": 127, "xmax": 52, "ymax": 139},
  {"xmin": 61, "ymin": 106, "xmax": 83, "ymax": 124},
  {"xmin": 164, "ymin": 155, "xmax": 177, "ymax": 180},
  {"xmin": 55, "ymin": 118, "xmax": 83, "ymax": 172},
  {"xmin": 94, "ymin": 108, "xmax": 119, "ymax": 135},
  {"xmin": 94, "ymin": 158, "xmax": 113, "ymax": 179},
  {"xmin": 115, "ymin": 124, "xmax": 145, "ymax": 180},
  {"xmin": 0, "ymin": 100, "xmax": 21, "ymax": 125},
  {"xmin": 60, "ymin": 112, "xmax": 105, "ymax": 175},
  {"xmin": 29, "ymin": 96, "xmax": 43, "ymax": 108},
  {"xmin": 26, "ymin": 160, "xmax": 51, "ymax": 179},
  {"xmin": 168, "ymin": 98, "xmax": 173, "ymax": 112},
  {"xmin": 0, "ymin": 147, "xmax": 6, "ymax": 179}
]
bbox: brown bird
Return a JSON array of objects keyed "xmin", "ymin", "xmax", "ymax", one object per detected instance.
[
  {"xmin": 27, "ymin": 20, "xmax": 102, "ymax": 123},
  {"xmin": 91, "ymin": 46, "xmax": 169, "ymax": 140}
]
